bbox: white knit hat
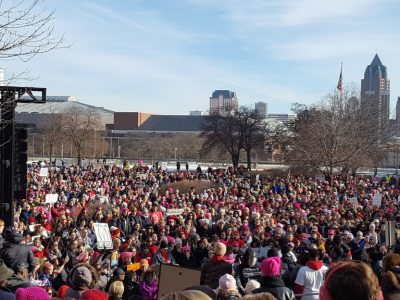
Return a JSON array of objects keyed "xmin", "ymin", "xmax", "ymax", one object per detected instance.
[{"xmin": 245, "ymin": 279, "xmax": 261, "ymax": 294}]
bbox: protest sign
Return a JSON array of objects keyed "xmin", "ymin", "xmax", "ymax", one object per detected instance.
[
  {"xmin": 39, "ymin": 168, "xmax": 49, "ymax": 177},
  {"xmin": 349, "ymin": 197, "xmax": 358, "ymax": 204},
  {"xmin": 127, "ymin": 263, "xmax": 141, "ymax": 272},
  {"xmin": 158, "ymin": 264, "xmax": 201, "ymax": 298},
  {"xmin": 45, "ymin": 194, "xmax": 58, "ymax": 204},
  {"xmin": 93, "ymin": 223, "xmax": 113, "ymax": 249},
  {"xmin": 373, "ymin": 193, "xmax": 382, "ymax": 207},
  {"xmin": 166, "ymin": 209, "xmax": 184, "ymax": 216}
]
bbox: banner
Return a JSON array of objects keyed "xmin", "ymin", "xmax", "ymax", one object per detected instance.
[
  {"xmin": 158, "ymin": 264, "xmax": 201, "ymax": 298},
  {"xmin": 45, "ymin": 194, "xmax": 58, "ymax": 204},
  {"xmin": 93, "ymin": 223, "xmax": 113, "ymax": 249},
  {"xmin": 166, "ymin": 209, "xmax": 184, "ymax": 216}
]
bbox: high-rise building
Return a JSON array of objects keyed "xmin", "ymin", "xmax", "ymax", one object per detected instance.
[
  {"xmin": 361, "ymin": 54, "xmax": 390, "ymax": 138},
  {"xmin": 255, "ymin": 102, "xmax": 268, "ymax": 119},
  {"xmin": 209, "ymin": 90, "xmax": 238, "ymax": 115}
]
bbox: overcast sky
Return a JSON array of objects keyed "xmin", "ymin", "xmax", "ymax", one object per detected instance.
[{"xmin": 4, "ymin": 0, "xmax": 400, "ymax": 115}]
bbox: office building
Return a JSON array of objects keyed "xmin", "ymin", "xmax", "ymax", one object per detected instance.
[
  {"xmin": 255, "ymin": 102, "xmax": 268, "ymax": 118},
  {"xmin": 209, "ymin": 90, "xmax": 238, "ymax": 115}
]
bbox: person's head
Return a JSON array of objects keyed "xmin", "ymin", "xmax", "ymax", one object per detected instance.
[
  {"xmin": 383, "ymin": 253, "xmax": 400, "ymax": 272},
  {"xmin": 109, "ymin": 280, "xmax": 124, "ymax": 298},
  {"xmin": 308, "ymin": 248, "xmax": 320, "ymax": 261},
  {"xmin": 244, "ymin": 279, "xmax": 261, "ymax": 294},
  {"xmin": 11, "ymin": 261, "xmax": 29, "ymax": 278},
  {"xmin": 241, "ymin": 248, "xmax": 256, "ymax": 268},
  {"xmin": 0, "ymin": 219, "xmax": 4, "ymax": 234},
  {"xmin": 142, "ymin": 264, "xmax": 160, "ymax": 283},
  {"xmin": 140, "ymin": 259, "xmax": 149, "ymax": 272},
  {"xmin": 113, "ymin": 268, "xmax": 125, "ymax": 281},
  {"xmin": 218, "ymin": 274, "xmax": 237, "ymax": 292},
  {"xmin": 159, "ymin": 290, "xmax": 212, "ymax": 300},
  {"xmin": 260, "ymin": 256, "xmax": 281, "ymax": 277},
  {"xmin": 241, "ymin": 292, "xmax": 277, "ymax": 300},
  {"xmin": 214, "ymin": 242, "xmax": 226, "ymax": 257},
  {"xmin": 320, "ymin": 261, "xmax": 382, "ymax": 300},
  {"xmin": 15, "ymin": 287, "xmax": 51, "ymax": 300},
  {"xmin": 0, "ymin": 259, "xmax": 14, "ymax": 286}
]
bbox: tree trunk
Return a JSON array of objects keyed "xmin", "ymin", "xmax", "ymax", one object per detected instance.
[
  {"xmin": 246, "ymin": 150, "xmax": 252, "ymax": 171},
  {"xmin": 77, "ymin": 145, "xmax": 82, "ymax": 165},
  {"xmin": 49, "ymin": 144, "xmax": 53, "ymax": 168}
]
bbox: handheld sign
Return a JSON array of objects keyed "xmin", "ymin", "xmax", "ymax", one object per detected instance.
[
  {"xmin": 93, "ymin": 223, "xmax": 113, "ymax": 249},
  {"xmin": 349, "ymin": 197, "xmax": 358, "ymax": 204},
  {"xmin": 158, "ymin": 264, "xmax": 201, "ymax": 298},
  {"xmin": 373, "ymin": 193, "xmax": 382, "ymax": 207},
  {"xmin": 45, "ymin": 194, "xmax": 58, "ymax": 204},
  {"xmin": 40, "ymin": 168, "xmax": 49, "ymax": 177},
  {"xmin": 166, "ymin": 209, "xmax": 184, "ymax": 216},
  {"xmin": 127, "ymin": 263, "xmax": 141, "ymax": 272}
]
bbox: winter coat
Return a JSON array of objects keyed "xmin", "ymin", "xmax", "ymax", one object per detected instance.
[
  {"xmin": 0, "ymin": 229, "xmax": 36, "ymax": 273},
  {"xmin": 6, "ymin": 275, "xmax": 32, "ymax": 293},
  {"xmin": 234, "ymin": 264, "xmax": 262, "ymax": 295},
  {"xmin": 200, "ymin": 257, "xmax": 233, "ymax": 289},
  {"xmin": 252, "ymin": 276, "xmax": 295, "ymax": 300},
  {"xmin": 139, "ymin": 280, "xmax": 158, "ymax": 300}
]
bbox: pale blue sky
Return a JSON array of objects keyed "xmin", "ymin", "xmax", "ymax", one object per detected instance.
[{"xmin": 4, "ymin": 0, "xmax": 400, "ymax": 115}]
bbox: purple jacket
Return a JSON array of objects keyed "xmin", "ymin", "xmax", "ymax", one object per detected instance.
[{"xmin": 139, "ymin": 280, "xmax": 158, "ymax": 300}]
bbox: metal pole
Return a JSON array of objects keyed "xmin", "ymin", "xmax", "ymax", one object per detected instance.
[
  {"xmin": 61, "ymin": 141, "xmax": 64, "ymax": 158},
  {"xmin": 175, "ymin": 147, "xmax": 177, "ymax": 160},
  {"xmin": 0, "ymin": 93, "xmax": 16, "ymax": 226}
]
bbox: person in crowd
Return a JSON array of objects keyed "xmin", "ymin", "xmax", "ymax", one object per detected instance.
[
  {"xmin": 109, "ymin": 280, "xmax": 125, "ymax": 300},
  {"xmin": 234, "ymin": 248, "xmax": 261, "ymax": 295},
  {"xmin": 138, "ymin": 264, "xmax": 160, "ymax": 300},
  {"xmin": 216, "ymin": 274, "xmax": 241, "ymax": 300},
  {"xmin": 0, "ymin": 228, "xmax": 36, "ymax": 274},
  {"xmin": 319, "ymin": 261, "xmax": 383, "ymax": 300},
  {"xmin": 252, "ymin": 256, "xmax": 295, "ymax": 300},
  {"xmin": 295, "ymin": 248, "xmax": 328, "ymax": 300},
  {"xmin": 7, "ymin": 261, "xmax": 31, "ymax": 292},
  {"xmin": 380, "ymin": 253, "xmax": 400, "ymax": 300},
  {"xmin": 64, "ymin": 263, "xmax": 100, "ymax": 299},
  {"xmin": 200, "ymin": 242, "xmax": 233, "ymax": 289},
  {"xmin": 244, "ymin": 280, "xmax": 261, "ymax": 294},
  {"xmin": 0, "ymin": 260, "xmax": 15, "ymax": 300}
]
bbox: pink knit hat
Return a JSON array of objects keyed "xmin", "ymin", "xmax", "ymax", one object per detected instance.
[
  {"xmin": 15, "ymin": 287, "xmax": 50, "ymax": 300},
  {"xmin": 260, "ymin": 256, "xmax": 281, "ymax": 276}
]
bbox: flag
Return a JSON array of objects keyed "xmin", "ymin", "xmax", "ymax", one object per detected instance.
[{"xmin": 337, "ymin": 63, "xmax": 343, "ymax": 95}]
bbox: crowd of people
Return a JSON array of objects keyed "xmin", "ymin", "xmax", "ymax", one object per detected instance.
[{"xmin": 1, "ymin": 161, "xmax": 400, "ymax": 300}]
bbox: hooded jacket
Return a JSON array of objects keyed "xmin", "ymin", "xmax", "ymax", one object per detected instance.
[{"xmin": 0, "ymin": 228, "xmax": 36, "ymax": 273}]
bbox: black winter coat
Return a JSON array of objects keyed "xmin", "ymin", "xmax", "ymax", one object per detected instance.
[
  {"xmin": 252, "ymin": 276, "xmax": 295, "ymax": 300},
  {"xmin": 0, "ymin": 230, "xmax": 36, "ymax": 273},
  {"xmin": 200, "ymin": 258, "xmax": 233, "ymax": 289}
]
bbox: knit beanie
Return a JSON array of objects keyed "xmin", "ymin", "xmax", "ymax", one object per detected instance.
[
  {"xmin": 218, "ymin": 274, "xmax": 237, "ymax": 291},
  {"xmin": 72, "ymin": 266, "xmax": 93, "ymax": 287},
  {"xmin": 260, "ymin": 256, "xmax": 281, "ymax": 276},
  {"xmin": 80, "ymin": 289, "xmax": 108, "ymax": 300},
  {"xmin": 214, "ymin": 242, "xmax": 226, "ymax": 256},
  {"xmin": 15, "ymin": 287, "xmax": 50, "ymax": 300},
  {"xmin": 245, "ymin": 279, "xmax": 261, "ymax": 294}
]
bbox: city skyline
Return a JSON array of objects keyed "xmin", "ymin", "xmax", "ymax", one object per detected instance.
[{"xmin": 2, "ymin": 0, "xmax": 400, "ymax": 115}]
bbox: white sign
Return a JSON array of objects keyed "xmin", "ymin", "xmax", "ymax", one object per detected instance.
[
  {"xmin": 39, "ymin": 168, "xmax": 49, "ymax": 177},
  {"xmin": 93, "ymin": 223, "xmax": 113, "ymax": 249},
  {"xmin": 349, "ymin": 197, "xmax": 358, "ymax": 204},
  {"xmin": 166, "ymin": 209, "xmax": 184, "ymax": 216},
  {"xmin": 373, "ymin": 193, "xmax": 382, "ymax": 207},
  {"xmin": 45, "ymin": 194, "xmax": 58, "ymax": 204},
  {"xmin": 255, "ymin": 174, "xmax": 260, "ymax": 183},
  {"xmin": 55, "ymin": 159, "xmax": 62, "ymax": 167}
]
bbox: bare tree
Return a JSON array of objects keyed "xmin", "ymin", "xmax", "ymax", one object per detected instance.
[
  {"xmin": 0, "ymin": 0, "xmax": 65, "ymax": 62},
  {"xmin": 201, "ymin": 113, "xmax": 243, "ymax": 170},
  {"xmin": 62, "ymin": 107, "xmax": 100, "ymax": 165},
  {"xmin": 40, "ymin": 111, "xmax": 64, "ymax": 167},
  {"xmin": 287, "ymin": 86, "xmax": 391, "ymax": 181},
  {"xmin": 237, "ymin": 107, "xmax": 265, "ymax": 170}
]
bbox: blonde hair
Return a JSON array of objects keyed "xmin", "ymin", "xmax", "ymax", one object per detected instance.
[
  {"xmin": 109, "ymin": 280, "xmax": 124, "ymax": 297},
  {"xmin": 159, "ymin": 290, "xmax": 211, "ymax": 300},
  {"xmin": 242, "ymin": 293, "xmax": 277, "ymax": 300}
]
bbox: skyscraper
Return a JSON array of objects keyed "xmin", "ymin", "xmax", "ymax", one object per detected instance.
[
  {"xmin": 361, "ymin": 54, "xmax": 390, "ymax": 138},
  {"xmin": 209, "ymin": 90, "xmax": 238, "ymax": 115},
  {"xmin": 255, "ymin": 102, "xmax": 268, "ymax": 119}
]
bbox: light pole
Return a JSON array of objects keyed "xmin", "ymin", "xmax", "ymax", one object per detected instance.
[{"xmin": 174, "ymin": 147, "xmax": 177, "ymax": 160}]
